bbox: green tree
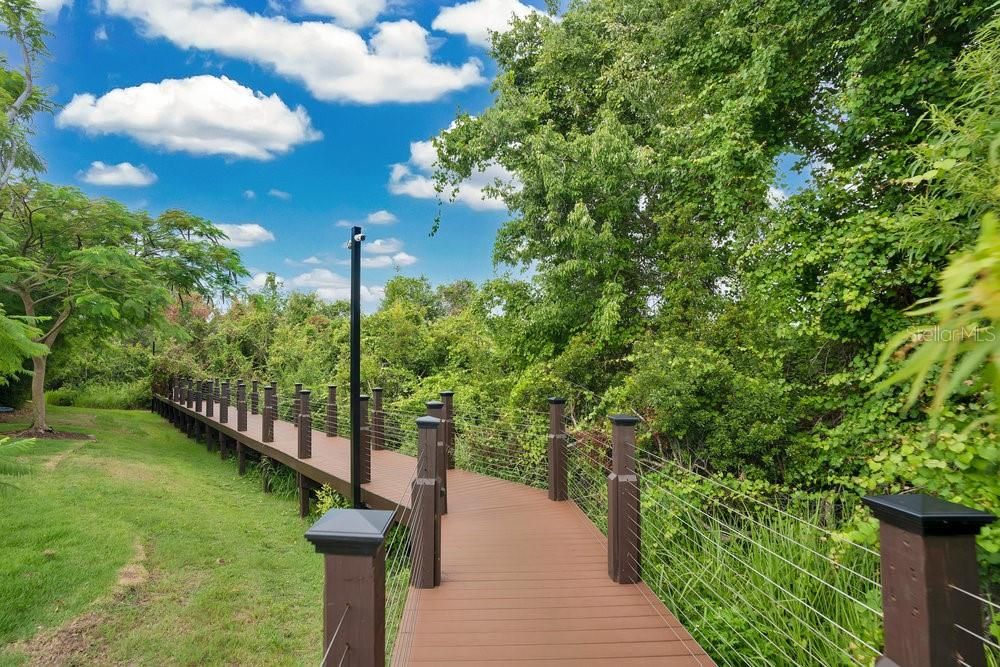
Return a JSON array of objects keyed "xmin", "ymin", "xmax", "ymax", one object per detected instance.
[
  {"xmin": 0, "ymin": 181, "xmax": 245, "ymax": 432},
  {"xmin": 0, "ymin": 0, "xmax": 50, "ymax": 188}
]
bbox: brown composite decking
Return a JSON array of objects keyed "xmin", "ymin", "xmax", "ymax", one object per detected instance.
[{"xmin": 158, "ymin": 395, "xmax": 715, "ymax": 666}]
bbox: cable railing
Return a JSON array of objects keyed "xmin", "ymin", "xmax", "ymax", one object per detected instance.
[{"xmin": 158, "ymin": 380, "xmax": 1000, "ymax": 667}]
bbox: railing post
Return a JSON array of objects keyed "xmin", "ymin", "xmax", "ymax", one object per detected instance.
[
  {"xmin": 372, "ymin": 388, "xmax": 385, "ymax": 451},
  {"xmin": 214, "ymin": 378, "xmax": 221, "ymax": 403},
  {"xmin": 262, "ymin": 385, "xmax": 275, "ymax": 443},
  {"xmin": 440, "ymin": 391, "xmax": 455, "ymax": 469},
  {"xmin": 608, "ymin": 414, "xmax": 640, "ymax": 584},
  {"xmin": 425, "ymin": 401, "xmax": 447, "ymax": 515},
  {"xmin": 412, "ymin": 416, "xmax": 441, "ymax": 588},
  {"xmin": 548, "ymin": 398, "xmax": 568, "ymax": 501},
  {"xmin": 294, "ymin": 382, "xmax": 303, "ymax": 427},
  {"xmin": 299, "ymin": 474, "xmax": 312, "ymax": 518},
  {"xmin": 305, "ymin": 509, "xmax": 392, "ymax": 667},
  {"xmin": 299, "ymin": 391, "xmax": 313, "ymax": 459},
  {"xmin": 359, "ymin": 395, "xmax": 371, "ymax": 483},
  {"xmin": 863, "ymin": 494, "xmax": 996, "ymax": 667},
  {"xmin": 206, "ymin": 379, "xmax": 215, "ymax": 418},
  {"xmin": 237, "ymin": 381, "xmax": 247, "ymax": 432},
  {"xmin": 326, "ymin": 385, "xmax": 337, "ymax": 437},
  {"xmin": 185, "ymin": 378, "xmax": 193, "ymax": 408},
  {"xmin": 194, "ymin": 380, "xmax": 203, "ymax": 413},
  {"xmin": 251, "ymin": 380, "xmax": 259, "ymax": 415},
  {"xmin": 220, "ymin": 381, "xmax": 230, "ymax": 424}
]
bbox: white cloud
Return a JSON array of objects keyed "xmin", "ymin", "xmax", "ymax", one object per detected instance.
[
  {"xmin": 362, "ymin": 252, "xmax": 417, "ymax": 268},
  {"xmin": 56, "ymin": 75, "xmax": 321, "ymax": 160},
  {"xmin": 336, "ymin": 209, "xmax": 398, "ymax": 228},
  {"xmin": 248, "ymin": 271, "xmax": 280, "ymax": 289},
  {"xmin": 302, "ymin": 255, "xmax": 322, "ymax": 265},
  {"xmin": 289, "ymin": 268, "xmax": 384, "ymax": 302},
  {"xmin": 365, "ymin": 237, "xmax": 403, "ymax": 254},
  {"xmin": 767, "ymin": 186, "xmax": 788, "ymax": 207},
  {"xmin": 432, "ymin": 0, "xmax": 541, "ymax": 47},
  {"xmin": 79, "ymin": 161, "xmax": 157, "ymax": 187},
  {"xmin": 367, "ymin": 210, "xmax": 398, "ymax": 224},
  {"xmin": 95, "ymin": 25, "xmax": 109, "ymax": 41},
  {"xmin": 268, "ymin": 188, "xmax": 292, "ymax": 200},
  {"xmin": 217, "ymin": 223, "xmax": 276, "ymax": 248},
  {"xmin": 389, "ymin": 137, "xmax": 512, "ymax": 211},
  {"xmin": 299, "ymin": 0, "xmax": 385, "ymax": 28},
  {"xmin": 244, "ymin": 189, "xmax": 257, "ymax": 199},
  {"xmin": 104, "ymin": 0, "xmax": 485, "ymax": 104},
  {"xmin": 36, "ymin": 0, "xmax": 71, "ymax": 12}
]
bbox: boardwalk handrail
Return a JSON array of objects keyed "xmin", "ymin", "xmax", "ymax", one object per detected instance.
[{"xmin": 152, "ymin": 378, "xmax": 998, "ymax": 665}]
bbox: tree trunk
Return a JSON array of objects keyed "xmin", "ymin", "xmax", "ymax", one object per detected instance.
[{"xmin": 30, "ymin": 354, "xmax": 50, "ymax": 433}]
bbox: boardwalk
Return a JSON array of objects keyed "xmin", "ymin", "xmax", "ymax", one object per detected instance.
[{"xmin": 157, "ymin": 395, "xmax": 713, "ymax": 666}]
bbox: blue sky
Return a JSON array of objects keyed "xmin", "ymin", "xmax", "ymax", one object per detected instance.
[{"xmin": 27, "ymin": 0, "xmax": 549, "ymax": 306}]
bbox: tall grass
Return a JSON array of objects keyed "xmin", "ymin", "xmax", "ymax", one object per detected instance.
[
  {"xmin": 47, "ymin": 380, "xmax": 150, "ymax": 410},
  {"xmin": 638, "ymin": 474, "xmax": 884, "ymax": 666}
]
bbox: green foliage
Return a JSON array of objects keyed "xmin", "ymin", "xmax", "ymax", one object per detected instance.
[{"xmin": 0, "ymin": 435, "xmax": 33, "ymax": 494}]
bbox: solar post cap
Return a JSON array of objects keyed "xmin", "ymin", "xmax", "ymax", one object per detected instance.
[{"xmin": 862, "ymin": 494, "xmax": 996, "ymax": 536}]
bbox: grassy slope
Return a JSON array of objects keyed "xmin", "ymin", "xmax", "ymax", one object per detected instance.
[{"xmin": 0, "ymin": 406, "xmax": 321, "ymax": 666}]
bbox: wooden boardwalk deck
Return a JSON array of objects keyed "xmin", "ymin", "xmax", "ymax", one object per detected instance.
[{"xmin": 157, "ymin": 395, "xmax": 714, "ymax": 666}]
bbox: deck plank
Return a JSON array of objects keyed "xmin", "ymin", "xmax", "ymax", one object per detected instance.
[{"xmin": 158, "ymin": 395, "xmax": 715, "ymax": 666}]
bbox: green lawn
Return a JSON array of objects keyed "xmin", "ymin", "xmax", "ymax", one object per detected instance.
[{"xmin": 0, "ymin": 406, "xmax": 322, "ymax": 666}]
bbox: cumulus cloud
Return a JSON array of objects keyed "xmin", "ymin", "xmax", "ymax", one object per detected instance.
[
  {"xmin": 336, "ymin": 209, "xmax": 398, "ymax": 228},
  {"xmin": 268, "ymin": 188, "xmax": 291, "ymax": 200},
  {"xmin": 432, "ymin": 0, "xmax": 542, "ymax": 47},
  {"xmin": 365, "ymin": 237, "xmax": 404, "ymax": 254},
  {"xmin": 299, "ymin": 0, "xmax": 385, "ymax": 28},
  {"xmin": 302, "ymin": 255, "xmax": 322, "ymax": 264},
  {"xmin": 289, "ymin": 268, "xmax": 384, "ymax": 302},
  {"xmin": 36, "ymin": 0, "xmax": 71, "ymax": 12},
  {"xmin": 389, "ymin": 137, "xmax": 512, "ymax": 211},
  {"xmin": 367, "ymin": 210, "xmax": 398, "ymax": 224},
  {"xmin": 95, "ymin": 25, "xmax": 109, "ymax": 40},
  {"xmin": 244, "ymin": 189, "xmax": 257, "ymax": 199},
  {"xmin": 57, "ymin": 75, "xmax": 321, "ymax": 160},
  {"xmin": 362, "ymin": 252, "xmax": 417, "ymax": 269},
  {"xmin": 248, "ymin": 271, "xmax": 279, "ymax": 289},
  {"xmin": 104, "ymin": 0, "xmax": 485, "ymax": 104},
  {"xmin": 79, "ymin": 161, "xmax": 157, "ymax": 187},
  {"xmin": 217, "ymin": 223, "xmax": 276, "ymax": 248}
]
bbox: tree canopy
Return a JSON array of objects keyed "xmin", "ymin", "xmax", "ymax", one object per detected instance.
[{"xmin": 0, "ymin": 181, "xmax": 245, "ymax": 431}]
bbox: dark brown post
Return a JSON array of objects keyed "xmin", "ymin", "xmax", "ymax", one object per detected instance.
[
  {"xmin": 298, "ymin": 474, "xmax": 311, "ymax": 517},
  {"xmin": 300, "ymin": 388, "xmax": 311, "ymax": 425},
  {"xmin": 194, "ymin": 381, "xmax": 203, "ymax": 413},
  {"xmin": 206, "ymin": 379, "xmax": 214, "ymax": 418},
  {"xmin": 412, "ymin": 416, "xmax": 441, "ymax": 588},
  {"xmin": 237, "ymin": 381, "xmax": 247, "ymax": 432},
  {"xmin": 548, "ymin": 398, "xmax": 568, "ymax": 501},
  {"xmin": 220, "ymin": 434, "xmax": 230, "ymax": 460},
  {"xmin": 863, "ymin": 495, "xmax": 996, "ymax": 667},
  {"xmin": 251, "ymin": 380, "xmax": 259, "ymax": 415},
  {"xmin": 299, "ymin": 396, "xmax": 313, "ymax": 459},
  {"xmin": 440, "ymin": 391, "xmax": 455, "ymax": 469},
  {"xmin": 372, "ymin": 388, "xmax": 385, "ymax": 451},
  {"xmin": 185, "ymin": 378, "xmax": 193, "ymax": 408},
  {"xmin": 237, "ymin": 442, "xmax": 247, "ymax": 476},
  {"xmin": 262, "ymin": 385, "xmax": 275, "ymax": 443},
  {"xmin": 214, "ymin": 378, "xmax": 221, "ymax": 402},
  {"xmin": 293, "ymin": 382, "xmax": 303, "ymax": 427},
  {"xmin": 305, "ymin": 508, "xmax": 392, "ymax": 667},
  {"xmin": 426, "ymin": 401, "xmax": 447, "ymax": 515},
  {"xmin": 219, "ymin": 381, "xmax": 230, "ymax": 424},
  {"xmin": 325, "ymin": 385, "xmax": 337, "ymax": 437},
  {"xmin": 359, "ymin": 395, "xmax": 371, "ymax": 483},
  {"xmin": 608, "ymin": 414, "xmax": 640, "ymax": 584}
]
